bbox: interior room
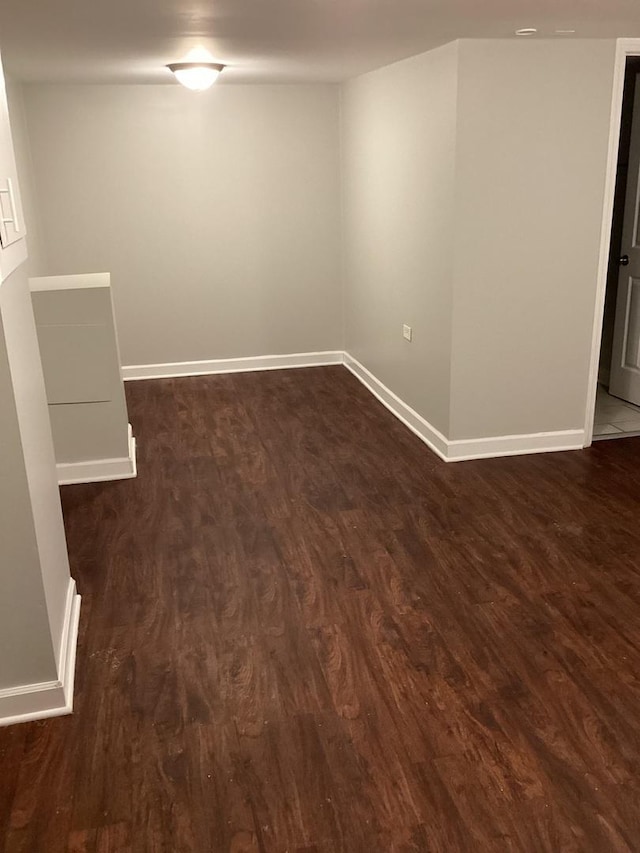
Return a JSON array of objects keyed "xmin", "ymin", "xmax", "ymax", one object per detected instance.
[{"xmin": 1, "ymin": 1, "xmax": 640, "ymax": 849}]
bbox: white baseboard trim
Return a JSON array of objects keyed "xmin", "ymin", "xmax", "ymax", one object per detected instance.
[
  {"xmin": 122, "ymin": 351, "xmax": 344, "ymax": 381},
  {"xmin": 119, "ymin": 349, "xmax": 585, "ymax": 462},
  {"xmin": 0, "ymin": 579, "xmax": 81, "ymax": 727},
  {"xmin": 343, "ymin": 352, "xmax": 449, "ymax": 461},
  {"xmin": 344, "ymin": 353, "xmax": 585, "ymax": 463},
  {"xmin": 57, "ymin": 423, "xmax": 137, "ymax": 486},
  {"xmin": 446, "ymin": 430, "xmax": 585, "ymax": 462}
]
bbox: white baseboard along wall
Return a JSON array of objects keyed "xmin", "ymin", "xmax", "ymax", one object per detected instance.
[
  {"xmin": 121, "ymin": 350, "xmax": 585, "ymax": 463},
  {"xmin": 0, "ymin": 579, "xmax": 81, "ymax": 727},
  {"xmin": 121, "ymin": 351, "xmax": 345, "ymax": 380},
  {"xmin": 57, "ymin": 423, "xmax": 137, "ymax": 486},
  {"xmin": 342, "ymin": 354, "xmax": 584, "ymax": 462}
]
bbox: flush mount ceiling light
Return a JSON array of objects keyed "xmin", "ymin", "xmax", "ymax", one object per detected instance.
[
  {"xmin": 515, "ymin": 27, "xmax": 537, "ymax": 36},
  {"xmin": 166, "ymin": 61, "xmax": 225, "ymax": 91}
]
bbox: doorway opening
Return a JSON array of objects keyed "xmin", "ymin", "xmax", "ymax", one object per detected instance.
[{"xmin": 594, "ymin": 55, "xmax": 640, "ymax": 440}]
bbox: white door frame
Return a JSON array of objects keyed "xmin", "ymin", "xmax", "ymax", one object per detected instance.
[{"xmin": 585, "ymin": 38, "xmax": 640, "ymax": 445}]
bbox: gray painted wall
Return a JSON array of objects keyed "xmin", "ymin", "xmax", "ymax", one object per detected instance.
[
  {"xmin": 342, "ymin": 38, "xmax": 617, "ymax": 442},
  {"xmin": 0, "ymin": 265, "xmax": 72, "ymax": 688},
  {"xmin": 0, "ymin": 285, "xmax": 55, "ymax": 688},
  {"xmin": 21, "ymin": 84, "xmax": 343, "ymax": 366},
  {"xmin": 450, "ymin": 39, "xmax": 617, "ymax": 440},
  {"xmin": 341, "ymin": 42, "xmax": 459, "ymax": 435},
  {"xmin": 31, "ymin": 277, "xmax": 131, "ymax": 464}
]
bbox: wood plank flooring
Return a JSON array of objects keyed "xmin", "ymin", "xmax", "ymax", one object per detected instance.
[{"xmin": 2, "ymin": 365, "xmax": 640, "ymax": 851}]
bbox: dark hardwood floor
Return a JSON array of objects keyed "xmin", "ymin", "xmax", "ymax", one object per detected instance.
[{"xmin": 2, "ymin": 365, "xmax": 640, "ymax": 851}]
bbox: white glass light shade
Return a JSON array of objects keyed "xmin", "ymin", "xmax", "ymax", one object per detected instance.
[{"xmin": 167, "ymin": 62, "xmax": 224, "ymax": 91}]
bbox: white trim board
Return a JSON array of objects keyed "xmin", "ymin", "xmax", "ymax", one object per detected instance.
[
  {"xmin": 344, "ymin": 353, "xmax": 585, "ymax": 463},
  {"xmin": 343, "ymin": 353, "xmax": 449, "ymax": 461},
  {"xmin": 446, "ymin": 429, "xmax": 585, "ymax": 462},
  {"xmin": 122, "ymin": 351, "xmax": 344, "ymax": 381},
  {"xmin": 0, "ymin": 579, "xmax": 81, "ymax": 727},
  {"xmin": 122, "ymin": 349, "xmax": 585, "ymax": 462},
  {"xmin": 29, "ymin": 272, "xmax": 110, "ymax": 292},
  {"xmin": 57, "ymin": 423, "xmax": 137, "ymax": 486},
  {"xmin": 585, "ymin": 38, "xmax": 640, "ymax": 446}
]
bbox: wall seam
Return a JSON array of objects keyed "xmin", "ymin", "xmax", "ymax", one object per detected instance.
[{"xmin": 337, "ymin": 82, "xmax": 348, "ymax": 353}]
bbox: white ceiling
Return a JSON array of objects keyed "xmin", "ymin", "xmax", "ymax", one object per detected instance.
[{"xmin": 1, "ymin": 0, "xmax": 640, "ymax": 85}]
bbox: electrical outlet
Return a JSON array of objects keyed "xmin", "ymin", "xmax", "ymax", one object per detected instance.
[{"xmin": 403, "ymin": 324, "xmax": 412, "ymax": 342}]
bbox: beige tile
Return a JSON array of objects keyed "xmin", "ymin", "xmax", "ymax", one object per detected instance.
[
  {"xmin": 593, "ymin": 423, "xmax": 623, "ymax": 436},
  {"xmin": 595, "ymin": 404, "xmax": 640, "ymax": 423},
  {"xmin": 610, "ymin": 417, "xmax": 640, "ymax": 432}
]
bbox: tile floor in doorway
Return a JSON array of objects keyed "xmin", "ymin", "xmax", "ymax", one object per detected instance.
[{"xmin": 593, "ymin": 383, "xmax": 640, "ymax": 439}]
